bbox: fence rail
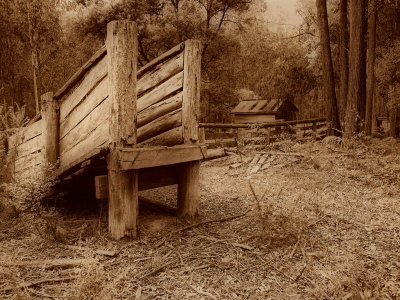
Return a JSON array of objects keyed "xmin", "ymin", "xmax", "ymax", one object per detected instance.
[{"xmin": 200, "ymin": 118, "xmax": 327, "ymax": 150}]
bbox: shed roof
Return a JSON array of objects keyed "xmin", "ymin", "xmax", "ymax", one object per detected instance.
[{"xmin": 231, "ymin": 99, "xmax": 297, "ymax": 115}]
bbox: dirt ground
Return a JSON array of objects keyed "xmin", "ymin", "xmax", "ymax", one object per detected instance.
[{"xmin": 0, "ymin": 137, "xmax": 400, "ymax": 299}]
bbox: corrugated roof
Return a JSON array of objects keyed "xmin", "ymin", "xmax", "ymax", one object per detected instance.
[{"xmin": 231, "ymin": 99, "xmax": 285, "ymax": 114}]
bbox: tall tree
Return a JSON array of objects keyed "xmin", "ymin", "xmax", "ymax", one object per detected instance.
[
  {"xmin": 316, "ymin": 0, "xmax": 341, "ymax": 135},
  {"xmin": 339, "ymin": 0, "xmax": 349, "ymax": 123},
  {"xmin": 345, "ymin": 0, "xmax": 366, "ymax": 141},
  {"xmin": 365, "ymin": 0, "xmax": 377, "ymax": 135}
]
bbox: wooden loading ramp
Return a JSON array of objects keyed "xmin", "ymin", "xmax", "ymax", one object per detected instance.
[{"xmin": 7, "ymin": 20, "xmax": 205, "ymax": 240}]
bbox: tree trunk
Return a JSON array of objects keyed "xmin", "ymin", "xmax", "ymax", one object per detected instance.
[
  {"xmin": 316, "ymin": 0, "xmax": 341, "ymax": 135},
  {"xmin": 345, "ymin": 0, "xmax": 365, "ymax": 141},
  {"xmin": 339, "ymin": 0, "xmax": 349, "ymax": 124},
  {"xmin": 359, "ymin": 6, "xmax": 367, "ymax": 128},
  {"xmin": 365, "ymin": 0, "xmax": 377, "ymax": 135}
]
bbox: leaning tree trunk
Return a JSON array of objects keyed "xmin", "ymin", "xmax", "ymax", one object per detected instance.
[
  {"xmin": 316, "ymin": 0, "xmax": 341, "ymax": 136},
  {"xmin": 339, "ymin": 0, "xmax": 349, "ymax": 124},
  {"xmin": 365, "ymin": 0, "xmax": 377, "ymax": 135},
  {"xmin": 345, "ymin": 0, "xmax": 365, "ymax": 141}
]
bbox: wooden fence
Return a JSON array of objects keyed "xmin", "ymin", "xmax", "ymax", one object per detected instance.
[
  {"xmin": 200, "ymin": 118, "xmax": 327, "ymax": 150},
  {"xmin": 7, "ymin": 20, "xmax": 204, "ymax": 240}
]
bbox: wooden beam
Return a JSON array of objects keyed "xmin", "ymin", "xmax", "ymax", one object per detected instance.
[
  {"xmin": 41, "ymin": 92, "xmax": 59, "ymax": 167},
  {"xmin": 117, "ymin": 145, "xmax": 206, "ymax": 170},
  {"xmin": 182, "ymin": 40, "xmax": 202, "ymax": 144},
  {"xmin": 178, "ymin": 161, "xmax": 200, "ymax": 217},
  {"xmin": 106, "ymin": 20, "xmax": 138, "ymax": 239},
  {"xmin": 199, "ymin": 118, "xmax": 327, "ymax": 129}
]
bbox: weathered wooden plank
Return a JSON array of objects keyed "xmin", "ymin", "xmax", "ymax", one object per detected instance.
[
  {"xmin": 137, "ymin": 42, "xmax": 185, "ymax": 78},
  {"xmin": 118, "ymin": 145, "xmax": 206, "ymax": 170},
  {"xmin": 60, "ymin": 76, "xmax": 109, "ymax": 140},
  {"xmin": 15, "ymin": 163, "xmax": 42, "ymax": 178},
  {"xmin": 8, "ymin": 120, "xmax": 43, "ymax": 149},
  {"xmin": 59, "ymin": 96, "xmax": 110, "ymax": 155},
  {"xmin": 137, "ymin": 109, "xmax": 182, "ymax": 143},
  {"xmin": 137, "ymin": 126, "xmax": 183, "ymax": 147},
  {"xmin": 59, "ymin": 55, "xmax": 108, "ymax": 122},
  {"xmin": 54, "ymin": 45, "xmax": 107, "ymax": 100},
  {"xmin": 178, "ymin": 161, "xmax": 200, "ymax": 217},
  {"xmin": 41, "ymin": 92, "xmax": 59, "ymax": 166},
  {"xmin": 137, "ymin": 71, "xmax": 183, "ymax": 113},
  {"xmin": 15, "ymin": 150, "xmax": 43, "ymax": 173},
  {"xmin": 14, "ymin": 135, "xmax": 42, "ymax": 159},
  {"xmin": 138, "ymin": 51, "xmax": 183, "ymax": 96},
  {"xmin": 137, "ymin": 92, "xmax": 182, "ymax": 128},
  {"xmin": 59, "ymin": 119, "xmax": 109, "ymax": 168},
  {"xmin": 182, "ymin": 40, "xmax": 201, "ymax": 144},
  {"xmin": 106, "ymin": 20, "xmax": 138, "ymax": 240}
]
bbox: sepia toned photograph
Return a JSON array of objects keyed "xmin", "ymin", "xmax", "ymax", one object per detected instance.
[{"xmin": 0, "ymin": 0, "xmax": 399, "ymax": 298}]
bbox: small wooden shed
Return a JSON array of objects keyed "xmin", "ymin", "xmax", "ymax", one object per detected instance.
[{"xmin": 231, "ymin": 99, "xmax": 298, "ymax": 123}]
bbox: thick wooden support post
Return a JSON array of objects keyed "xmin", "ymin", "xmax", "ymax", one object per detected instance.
[
  {"xmin": 237, "ymin": 128, "xmax": 244, "ymax": 150},
  {"xmin": 265, "ymin": 127, "xmax": 271, "ymax": 145},
  {"xmin": 312, "ymin": 121, "xmax": 317, "ymax": 141},
  {"xmin": 178, "ymin": 161, "xmax": 200, "ymax": 216},
  {"xmin": 41, "ymin": 92, "xmax": 59, "ymax": 167},
  {"xmin": 178, "ymin": 40, "xmax": 202, "ymax": 217},
  {"xmin": 106, "ymin": 20, "xmax": 138, "ymax": 239}
]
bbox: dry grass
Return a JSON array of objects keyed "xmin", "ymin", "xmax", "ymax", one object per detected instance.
[{"xmin": 0, "ymin": 137, "xmax": 400, "ymax": 299}]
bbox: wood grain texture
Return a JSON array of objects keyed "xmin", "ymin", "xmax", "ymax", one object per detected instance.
[
  {"xmin": 137, "ymin": 71, "xmax": 183, "ymax": 113},
  {"xmin": 182, "ymin": 40, "xmax": 201, "ymax": 144},
  {"xmin": 59, "ymin": 96, "xmax": 110, "ymax": 155},
  {"xmin": 59, "ymin": 119, "xmax": 109, "ymax": 168},
  {"xmin": 137, "ymin": 109, "xmax": 182, "ymax": 143},
  {"xmin": 59, "ymin": 55, "xmax": 108, "ymax": 122},
  {"xmin": 137, "ymin": 92, "xmax": 182, "ymax": 127},
  {"xmin": 8, "ymin": 120, "xmax": 43, "ymax": 149},
  {"xmin": 60, "ymin": 76, "xmax": 109, "ymax": 140},
  {"xmin": 13, "ymin": 135, "xmax": 42, "ymax": 160},
  {"xmin": 178, "ymin": 161, "xmax": 200, "ymax": 217},
  {"xmin": 137, "ymin": 42, "xmax": 184, "ymax": 78},
  {"xmin": 15, "ymin": 150, "xmax": 43, "ymax": 173},
  {"xmin": 106, "ymin": 20, "xmax": 138, "ymax": 240},
  {"xmin": 137, "ymin": 51, "xmax": 183, "ymax": 96},
  {"xmin": 54, "ymin": 45, "xmax": 107, "ymax": 100},
  {"xmin": 117, "ymin": 145, "xmax": 206, "ymax": 170},
  {"xmin": 137, "ymin": 126, "xmax": 183, "ymax": 147},
  {"xmin": 107, "ymin": 21, "xmax": 137, "ymax": 147},
  {"xmin": 41, "ymin": 92, "xmax": 59, "ymax": 166}
]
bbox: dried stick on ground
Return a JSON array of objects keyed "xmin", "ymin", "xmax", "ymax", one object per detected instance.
[
  {"xmin": 0, "ymin": 277, "xmax": 76, "ymax": 292},
  {"xmin": 155, "ymin": 209, "xmax": 251, "ymax": 248}
]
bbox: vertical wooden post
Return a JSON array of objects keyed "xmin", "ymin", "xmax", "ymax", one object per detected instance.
[
  {"xmin": 237, "ymin": 128, "xmax": 244, "ymax": 151},
  {"xmin": 199, "ymin": 127, "xmax": 205, "ymax": 144},
  {"xmin": 41, "ymin": 92, "xmax": 59, "ymax": 168},
  {"xmin": 178, "ymin": 40, "xmax": 202, "ymax": 217},
  {"xmin": 265, "ymin": 127, "xmax": 271, "ymax": 145},
  {"xmin": 312, "ymin": 121, "xmax": 317, "ymax": 141},
  {"xmin": 106, "ymin": 20, "xmax": 138, "ymax": 239}
]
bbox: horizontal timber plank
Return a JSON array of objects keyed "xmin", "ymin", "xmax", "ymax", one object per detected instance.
[
  {"xmin": 136, "ymin": 108, "xmax": 182, "ymax": 143},
  {"xmin": 137, "ymin": 51, "xmax": 183, "ymax": 96},
  {"xmin": 54, "ymin": 45, "xmax": 107, "ymax": 100},
  {"xmin": 137, "ymin": 126, "xmax": 183, "ymax": 147},
  {"xmin": 137, "ymin": 71, "xmax": 183, "ymax": 113},
  {"xmin": 8, "ymin": 120, "xmax": 43, "ymax": 149},
  {"xmin": 59, "ymin": 97, "xmax": 110, "ymax": 155},
  {"xmin": 14, "ymin": 135, "xmax": 42, "ymax": 160},
  {"xmin": 117, "ymin": 145, "xmax": 206, "ymax": 170},
  {"xmin": 59, "ymin": 55, "xmax": 108, "ymax": 122},
  {"xmin": 137, "ymin": 92, "xmax": 182, "ymax": 128},
  {"xmin": 15, "ymin": 150, "xmax": 43, "ymax": 173},
  {"xmin": 60, "ymin": 76, "xmax": 109, "ymax": 140},
  {"xmin": 199, "ymin": 118, "xmax": 326, "ymax": 129},
  {"xmin": 59, "ymin": 119, "xmax": 109, "ymax": 168},
  {"xmin": 137, "ymin": 42, "xmax": 185, "ymax": 78}
]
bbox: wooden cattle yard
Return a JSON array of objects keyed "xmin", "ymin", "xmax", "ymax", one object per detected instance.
[{"xmin": 7, "ymin": 20, "xmax": 204, "ymax": 240}]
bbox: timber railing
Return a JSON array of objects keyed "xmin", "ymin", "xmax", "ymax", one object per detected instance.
[
  {"xmin": 199, "ymin": 118, "xmax": 327, "ymax": 150},
  {"xmin": 7, "ymin": 20, "xmax": 204, "ymax": 240}
]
